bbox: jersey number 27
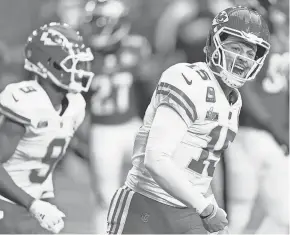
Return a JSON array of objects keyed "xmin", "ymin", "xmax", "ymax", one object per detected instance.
[{"xmin": 91, "ymin": 72, "xmax": 133, "ymax": 116}]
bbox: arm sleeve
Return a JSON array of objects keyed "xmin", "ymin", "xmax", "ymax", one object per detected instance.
[
  {"xmin": 144, "ymin": 105, "xmax": 211, "ymax": 213},
  {"xmin": 146, "ymin": 104, "xmax": 188, "ymax": 155},
  {"xmin": 154, "ymin": 64, "xmax": 198, "ymax": 127}
]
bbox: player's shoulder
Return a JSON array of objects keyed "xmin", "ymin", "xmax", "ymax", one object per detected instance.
[
  {"xmin": 1, "ymin": 80, "xmax": 44, "ymax": 109},
  {"xmin": 2, "ymin": 80, "xmax": 39, "ymax": 95},
  {"xmin": 0, "ymin": 80, "xmax": 43, "ymax": 104},
  {"xmin": 155, "ymin": 62, "xmax": 212, "ymax": 126},
  {"xmin": 0, "ymin": 80, "xmax": 40, "ymax": 125},
  {"xmin": 67, "ymin": 92, "xmax": 86, "ymax": 110},
  {"xmin": 160, "ymin": 62, "xmax": 212, "ymax": 93}
]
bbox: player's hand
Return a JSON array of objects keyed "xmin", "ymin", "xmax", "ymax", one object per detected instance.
[
  {"xmin": 200, "ymin": 204, "xmax": 228, "ymax": 233},
  {"xmin": 29, "ymin": 199, "xmax": 65, "ymax": 233},
  {"xmin": 220, "ymin": 226, "xmax": 229, "ymax": 234}
]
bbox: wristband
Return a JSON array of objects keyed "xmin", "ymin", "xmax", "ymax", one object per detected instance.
[
  {"xmin": 200, "ymin": 204, "xmax": 216, "ymax": 219},
  {"xmin": 27, "ymin": 198, "xmax": 36, "ymax": 211}
]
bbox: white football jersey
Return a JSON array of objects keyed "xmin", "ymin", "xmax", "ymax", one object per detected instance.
[
  {"xmin": 0, "ymin": 80, "xmax": 86, "ymax": 200},
  {"xmin": 126, "ymin": 62, "xmax": 242, "ymax": 207}
]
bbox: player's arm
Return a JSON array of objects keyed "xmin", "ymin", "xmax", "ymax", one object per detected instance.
[
  {"xmin": 144, "ymin": 105, "xmax": 212, "ymax": 215},
  {"xmin": 0, "ymin": 117, "xmax": 66, "ymax": 233},
  {"xmin": 241, "ymin": 81, "xmax": 289, "ymax": 148},
  {"xmin": 0, "ymin": 87, "xmax": 66, "ymax": 233},
  {"xmin": 144, "ymin": 105, "xmax": 228, "ymax": 232},
  {"xmin": 0, "ymin": 117, "xmax": 35, "ymax": 209}
]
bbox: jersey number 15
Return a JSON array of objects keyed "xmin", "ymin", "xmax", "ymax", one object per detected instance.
[{"xmin": 188, "ymin": 126, "xmax": 236, "ymax": 177}]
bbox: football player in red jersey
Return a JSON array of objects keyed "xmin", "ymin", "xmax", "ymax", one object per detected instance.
[
  {"xmin": 0, "ymin": 22, "xmax": 94, "ymax": 233},
  {"xmin": 79, "ymin": 0, "xmax": 155, "ymax": 233},
  {"xmin": 106, "ymin": 6, "xmax": 270, "ymax": 234},
  {"xmin": 225, "ymin": 1, "xmax": 289, "ymax": 233}
]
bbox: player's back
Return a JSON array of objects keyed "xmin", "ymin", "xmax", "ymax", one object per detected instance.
[
  {"xmin": 0, "ymin": 80, "xmax": 85, "ymax": 200},
  {"xmin": 88, "ymin": 34, "xmax": 151, "ymax": 125},
  {"xmin": 125, "ymin": 62, "xmax": 242, "ymax": 207}
]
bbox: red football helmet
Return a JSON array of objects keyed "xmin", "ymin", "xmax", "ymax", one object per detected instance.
[
  {"xmin": 82, "ymin": 0, "xmax": 130, "ymax": 50},
  {"xmin": 24, "ymin": 22, "xmax": 94, "ymax": 93},
  {"xmin": 205, "ymin": 6, "xmax": 271, "ymax": 88}
]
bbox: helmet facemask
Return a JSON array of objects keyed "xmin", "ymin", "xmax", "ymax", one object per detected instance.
[
  {"xmin": 57, "ymin": 48, "xmax": 94, "ymax": 93},
  {"xmin": 209, "ymin": 27, "xmax": 270, "ymax": 88}
]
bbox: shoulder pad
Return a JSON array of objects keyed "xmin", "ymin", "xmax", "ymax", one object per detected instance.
[
  {"xmin": 155, "ymin": 63, "xmax": 206, "ymax": 127},
  {"xmin": 160, "ymin": 63, "xmax": 210, "ymax": 90},
  {"xmin": 0, "ymin": 81, "xmax": 40, "ymax": 125}
]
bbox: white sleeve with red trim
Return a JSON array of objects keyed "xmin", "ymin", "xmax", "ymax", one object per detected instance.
[
  {"xmin": 154, "ymin": 63, "xmax": 205, "ymax": 127},
  {"xmin": 0, "ymin": 83, "xmax": 33, "ymax": 125},
  {"xmin": 146, "ymin": 105, "xmax": 188, "ymax": 155}
]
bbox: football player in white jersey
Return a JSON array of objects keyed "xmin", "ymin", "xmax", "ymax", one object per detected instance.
[
  {"xmin": 106, "ymin": 6, "xmax": 270, "ymax": 234},
  {"xmin": 0, "ymin": 22, "xmax": 94, "ymax": 233}
]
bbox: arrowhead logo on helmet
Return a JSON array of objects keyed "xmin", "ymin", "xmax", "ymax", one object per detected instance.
[
  {"xmin": 24, "ymin": 22, "xmax": 95, "ymax": 93},
  {"xmin": 212, "ymin": 11, "xmax": 229, "ymax": 25}
]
